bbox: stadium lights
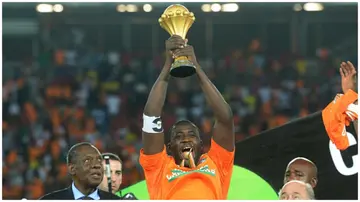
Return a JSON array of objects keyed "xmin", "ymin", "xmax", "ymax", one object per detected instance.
[
  {"xmin": 36, "ymin": 4, "xmax": 53, "ymax": 13},
  {"xmin": 117, "ymin": 4, "xmax": 138, "ymax": 12},
  {"xmin": 221, "ymin": 3, "xmax": 239, "ymax": 12},
  {"xmin": 203, "ymin": 3, "xmax": 239, "ymax": 13},
  {"xmin": 126, "ymin": 4, "xmax": 138, "ymax": 12},
  {"xmin": 143, "ymin": 4, "xmax": 152, "ymax": 12},
  {"xmin": 201, "ymin": 4, "xmax": 211, "ymax": 12},
  {"xmin": 293, "ymin": 4, "xmax": 302, "ymax": 11},
  {"xmin": 117, "ymin": 4, "xmax": 126, "ymax": 12},
  {"xmin": 211, "ymin": 4, "xmax": 221, "ymax": 12},
  {"xmin": 303, "ymin": 3, "xmax": 324, "ymax": 11},
  {"xmin": 53, "ymin": 4, "xmax": 64, "ymax": 13}
]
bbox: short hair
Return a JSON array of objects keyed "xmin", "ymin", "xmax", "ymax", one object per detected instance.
[
  {"xmin": 102, "ymin": 152, "xmax": 122, "ymax": 164},
  {"xmin": 287, "ymin": 157, "xmax": 318, "ymax": 176},
  {"xmin": 66, "ymin": 142, "xmax": 96, "ymax": 165},
  {"xmin": 279, "ymin": 180, "xmax": 315, "ymax": 200},
  {"xmin": 169, "ymin": 120, "xmax": 200, "ymax": 137}
]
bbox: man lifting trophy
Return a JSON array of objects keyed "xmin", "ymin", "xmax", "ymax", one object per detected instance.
[
  {"xmin": 140, "ymin": 4, "xmax": 235, "ymax": 199},
  {"xmin": 158, "ymin": 4, "xmax": 196, "ymax": 78}
]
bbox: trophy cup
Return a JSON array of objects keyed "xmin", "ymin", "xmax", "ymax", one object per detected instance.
[{"xmin": 159, "ymin": 4, "xmax": 196, "ymax": 78}]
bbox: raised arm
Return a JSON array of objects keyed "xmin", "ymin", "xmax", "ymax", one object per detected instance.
[
  {"xmin": 340, "ymin": 61, "xmax": 358, "ymax": 135},
  {"xmin": 173, "ymin": 44, "xmax": 234, "ymax": 151},
  {"xmin": 142, "ymin": 35, "xmax": 186, "ymax": 154}
]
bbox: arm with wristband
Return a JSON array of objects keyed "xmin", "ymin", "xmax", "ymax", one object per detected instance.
[
  {"xmin": 142, "ymin": 35, "xmax": 187, "ymax": 155},
  {"xmin": 140, "ymin": 36, "xmax": 187, "ymax": 199}
]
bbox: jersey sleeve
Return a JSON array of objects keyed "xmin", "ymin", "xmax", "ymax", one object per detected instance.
[
  {"xmin": 322, "ymin": 90, "xmax": 358, "ymax": 150},
  {"xmin": 207, "ymin": 138, "xmax": 235, "ymax": 195},
  {"xmin": 139, "ymin": 146, "xmax": 168, "ymax": 199}
]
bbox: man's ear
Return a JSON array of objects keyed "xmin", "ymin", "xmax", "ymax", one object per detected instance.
[
  {"xmin": 310, "ymin": 177, "xmax": 318, "ymax": 188},
  {"xmin": 68, "ymin": 164, "xmax": 76, "ymax": 176},
  {"xmin": 167, "ymin": 142, "xmax": 172, "ymax": 154}
]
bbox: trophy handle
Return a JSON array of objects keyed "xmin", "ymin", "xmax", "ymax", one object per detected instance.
[{"xmin": 170, "ymin": 56, "xmax": 196, "ymax": 78}]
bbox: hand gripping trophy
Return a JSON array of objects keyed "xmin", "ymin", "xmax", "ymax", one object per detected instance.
[{"xmin": 158, "ymin": 4, "xmax": 196, "ymax": 78}]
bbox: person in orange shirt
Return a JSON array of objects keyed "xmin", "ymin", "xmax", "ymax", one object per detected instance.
[
  {"xmin": 139, "ymin": 35, "xmax": 235, "ymax": 200},
  {"xmin": 339, "ymin": 61, "xmax": 358, "ymax": 134},
  {"xmin": 322, "ymin": 61, "xmax": 358, "ymax": 150}
]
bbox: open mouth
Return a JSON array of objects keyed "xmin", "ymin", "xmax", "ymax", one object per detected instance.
[
  {"xmin": 180, "ymin": 146, "xmax": 194, "ymax": 160},
  {"xmin": 182, "ymin": 146, "xmax": 192, "ymax": 153}
]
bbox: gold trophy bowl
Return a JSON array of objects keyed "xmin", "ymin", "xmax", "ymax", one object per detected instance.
[{"xmin": 159, "ymin": 4, "xmax": 196, "ymax": 78}]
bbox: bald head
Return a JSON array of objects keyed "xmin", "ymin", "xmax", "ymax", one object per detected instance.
[
  {"xmin": 284, "ymin": 157, "xmax": 318, "ymax": 188},
  {"xmin": 279, "ymin": 180, "xmax": 315, "ymax": 200}
]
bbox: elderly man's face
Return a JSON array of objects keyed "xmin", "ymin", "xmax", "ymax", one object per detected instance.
[{"xmin": 279, "ymin": 181, "xmax": 311, "ymax": 200}]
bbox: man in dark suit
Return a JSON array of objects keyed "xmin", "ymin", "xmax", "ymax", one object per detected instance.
[{"xmin": 39, "ymin": 142, "xmax": 121, "ymax": 200}]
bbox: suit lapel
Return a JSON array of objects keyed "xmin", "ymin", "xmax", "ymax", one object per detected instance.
[
  {"xmin": 67, "ymin": 186, "xmax": 76, "ymax": 199},
  {"xmin": 98, "ymin": 190, "xmax": 104, "ymax": 200}
]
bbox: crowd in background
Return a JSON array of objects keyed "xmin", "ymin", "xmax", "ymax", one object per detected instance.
[{"xmin": 2, "ymin": 29, "xmax": 355, "ymax": 199}]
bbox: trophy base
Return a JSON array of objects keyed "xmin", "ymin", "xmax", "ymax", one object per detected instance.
[{"xmin": 170, "ymin": 59, "xmax": 196, "ymax": 78}]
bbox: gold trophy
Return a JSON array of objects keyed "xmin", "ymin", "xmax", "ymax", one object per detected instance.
[{"xmin": 159, "ymin": 4, "xmax": 196, "ymax": 78}]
